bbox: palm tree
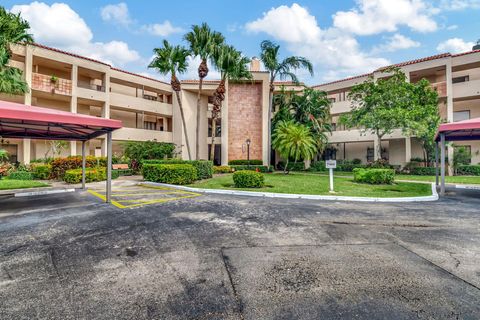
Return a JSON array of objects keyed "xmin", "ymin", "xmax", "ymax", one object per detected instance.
[
  {"xmin": 209, "ymin": 45, "xmax": 252, "ymax": 162},
  {"xmin": 149, "ymin": 40, "xmax": 192, "ymax": 160},
  {"xmin": 0, "ymin": 148, "xmax": 8, "ymax": 162},
  {"xmin": 184, "ymin": 23, "xmax": 225, "ymax": 160},
  {"xmin": 272, "ymin": 120, "xmax": 317, "ymax": 174},
  {"xmin": 260, "ymin": 40, "xmax": 314, "ymax": 165},
  {"xmin": 0, "ymin": 7, "xmax": 33, "ymax": 95}
]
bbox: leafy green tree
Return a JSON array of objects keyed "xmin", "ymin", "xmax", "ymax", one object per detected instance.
[
  {"xmin": 184, "ymin": 23, "xmax": 224, "ymax": 160},
  {"xmin": 260, "ymin": 40, "xmax": 314, "ymax": 164},
  {"xmin": 272, "ymin": 120, "xmax": 317, "ymax": 174},
  {"xmin": 453, "ymin": 145, "xmax": 471, "ymax": 174},
  {"xmin": 122, "ymin": 141, "xmax": 176, "ymax": 171},
  {"xmin": 272, "ymin": 87, "xmax": 332, "ymax": 155},
  {"xmin": 340, "ymin": 68, "xmax": 412, "ymax": 160},
  {"xmin": 209, "ymin": 44, "xmax": 252, "ymax": 161},
  {"xmin": 0, "ymin": 148, "xmax": 8, "ymax": 162},
  {"xmin": 0, "ymin": 6, "xmax": 33, "ymax": 95},
  {"xmin": 402, "ymin": 78, "xmax": 440, "ymax": 165},
  {"xmin": 149, "ymin": 40, "xmax": 192, "ymax": 160}
]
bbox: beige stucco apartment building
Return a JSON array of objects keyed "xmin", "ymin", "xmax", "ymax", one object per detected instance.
[
  {"xmin": 314, "ymin": 49, "xmax": 480, "ymax": 167},
  {"xmin": 1, "ymin": 42, "xmax": 479, "ymax": 167}
]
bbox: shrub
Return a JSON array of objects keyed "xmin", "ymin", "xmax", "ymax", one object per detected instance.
[
  {"xmin": 457, "ymin": 165, "xmax": 480, "ymax": 176},
  {"xmin": 63, "ymin": 168, "xmax": 119, "ymax": 184},
  {"xmin": 230, "ymin": 165, "xmax": 273, "ymax": 173},
  {"xmin": 337, "ymin": 162, "xmax": 366, "ymax": 172},
  {"xmin": 123, "ymin": 141, "xmax": 176, "ymax": 171},
  {"xmin": 308, "ymin": 161, "xmax": 326, "ymax": 172},
  {"xmin": 142, "ymin": 164, "xmax": 197, "ymax": 185},
  {"xmin": 352, "ymin": 158, "xmax": 362, "ymax": 165},
  {"xmin": 228, "ymin": 159, "xmax": 263, "ymax": 165},
  {"xmin": 31, "ymin": 164, "xmax": 52, "ymax": 180},
  {"xmin": 353, "ymin": 168, "xmax": 395, "ymax": 184},
  {"xmin": 8, "ymin": 171, "xmax": 33, "ymax": 180},
  {"xmin": 411, "ymin": 167, "xmax": 436, "ymax": 176},
  {"xmin": 50, "ymin": 156, "xmax": 120, "ymax": 179},
  {"xmin": 277, "ymin": 161, "xmax": 304, "ymax": 171},
  {"xmin": 366, "ymin": 159, "xmax": 393, "ymax": 169},
  {"xmin": 213, "ymin": 166, "xmax": 232, "ymax": 174},
  {"xmin": 233, "ymin": 170, "xmax": 265, "ymax": 188},
  {"xmin": 142, "ymin": 159, "xmax": 213, "ymax": 179}
]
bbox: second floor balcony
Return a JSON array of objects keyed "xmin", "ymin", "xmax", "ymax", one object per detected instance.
[{"xmin": 31, "ymin": 73, "xmax": 72, "ymax": 96}]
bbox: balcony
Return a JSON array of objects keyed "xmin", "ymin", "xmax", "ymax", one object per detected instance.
[
  {"xmin": 78, "ymin": 82, "xmax": 105, "ymax": 92},
  {"xmin": 453, "ymin": 79, "xmax": 480, "ymax": 99},
  {"xmin": 328, "ymin": 129, "xmax": 405, "ymax": 143},
  {"xmin": 110, "ymin": 92, "xmax": 172, "ymax": 116},
  {"xmin": 112, "ymin": 127, "xmax": 173, "ymax": 142},
  {"xmin": 31, "ymin": 73, "xmax": 72, "ymax": 96},
  {"xmin": 431, "ymin": 81, "xmax": 447, "ymax": 98},
  {"xmin": 330, "ymin": 100, "xmax": 351, "ymax": 114}
]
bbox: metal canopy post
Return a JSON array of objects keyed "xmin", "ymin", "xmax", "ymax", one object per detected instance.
[
  {"xmin": 106, "ymin": 132, "xmax": 112, "ymax": 203},
  {"xmin": 440, "ymin": 133, "xmax": 446, "ymax": 196},
  {"xmin": 434, "ymin": 142, "xmax": 439, "ymax": 186},
  {"xmin": 81, "ymin": 141, "xmax": 86, "ymax": 190}
]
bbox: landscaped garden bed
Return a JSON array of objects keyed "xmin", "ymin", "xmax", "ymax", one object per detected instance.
[
  {"xmin": 187, "ymin": 172, "xmax": 433, "ymax": 198},
  {"xmin": 0, "ymin": 179, "xmax": 48, "ymax": 190}
]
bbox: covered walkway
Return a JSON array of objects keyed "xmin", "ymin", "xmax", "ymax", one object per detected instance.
[
  {"xmin": 435, "ymin": 117, "xmax": 480, "ymax": 195},
  {"xmin": 0, "ymin": 100, "xmax": 122, "ymax": 202}
]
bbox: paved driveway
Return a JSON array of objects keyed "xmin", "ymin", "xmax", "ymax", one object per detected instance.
[{"xmin": 0, "ymin": 187, "xmax": 479, "ymax": 319}]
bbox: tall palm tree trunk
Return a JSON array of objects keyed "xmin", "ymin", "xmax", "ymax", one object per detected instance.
[
  {"xmin": 210, "ymin": 116, "xmax": 217, "ymax": 162},
  {"xmin": 267, "ymin": 85, "xmax": 274, "ymax": 166},
  {"xmin": 174, "ymin": 91, "xmax": 192, "ymax": 160}
]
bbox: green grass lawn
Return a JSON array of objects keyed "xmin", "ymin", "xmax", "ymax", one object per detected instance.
[
  {"xmin": 189, "ymin": 173, "xmax": 432, "ymax": 198},
  {"xmin": 315, "ymin": 171, "xmax": 480, "ymax": 185},
  {"xmin": 0, "ymin": 179, "xmax": 49, "ymax": 190}
]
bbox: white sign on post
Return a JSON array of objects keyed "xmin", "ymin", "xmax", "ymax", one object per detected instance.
[{"xmin": 325, "ymin": 160, "xmax": 337, "ymax": 192}]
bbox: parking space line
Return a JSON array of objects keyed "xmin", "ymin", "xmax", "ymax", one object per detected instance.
[{"xmin": 87, "ymin": 189, "xmax": 127, "ymax": 209}]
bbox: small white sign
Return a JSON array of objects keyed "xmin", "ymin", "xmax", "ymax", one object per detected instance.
[{"xmin": 326, "ymin": 160, "xmax": 337, "ymax": 169}]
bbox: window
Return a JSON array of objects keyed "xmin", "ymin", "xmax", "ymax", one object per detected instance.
[
  {"xmin": 331, "ymin": 123, "xmax": 337, "ymax": 131},
  {"xmin": 452, "ymin": 76, "xmax": 469, "ymax": 84},
  {"xmin": 453, "ymin": 110, "xmax": 470, "ymax": 122},
  {"xmin": 208, "ymin": 119, "xmax": 221, "ymax": 137},
  {"xmin": 337, "ymin": 91, "xmax": 347, "ymax": 102},
  {"xmin": 144, "ymin": 121, "xmax": 157, "ymax": 130}
]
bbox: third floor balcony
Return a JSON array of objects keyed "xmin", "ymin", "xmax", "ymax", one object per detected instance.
[{"xmin": 32, "ymin": 73, "xmax": 72, "ymax": 96}]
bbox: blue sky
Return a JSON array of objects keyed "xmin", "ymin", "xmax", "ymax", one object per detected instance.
[{"xmin": 4, "ymin": 0, "xmax": 480, "ymax": 84}]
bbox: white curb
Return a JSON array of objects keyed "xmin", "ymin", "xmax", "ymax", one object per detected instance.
[
  {"xmin": 454, "ymin": 184, "xmax": 480, "ymax": 190},
  {"xmin": 14, "ymin": 188, "xmax": 76, "ymax": 197},
  {"xmin": 140, "ymin": 182, "xmax": 438, "ymax": 203}
]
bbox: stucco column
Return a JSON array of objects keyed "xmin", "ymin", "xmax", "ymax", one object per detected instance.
[
  {"xmin": 221, "ymin": 79, "xmax": 229, "ymax": 166},
  {"xmin": 405, "ymin": 137, "xmax": 412, "ymax": 164},
  {"xmin": 446, "ymin": 60, "xmax": 454, "ymax": 176},
  {"xmin": 22, "ymin": 45, "xmax": 33, "ymax": 164},
  {"xmin": 101, "ymin": 71, "xmax": 110, "ymax": 158},
  {"xmin": 70, "ymin": 65, "xmax": 78, "ymax": 156},
  {"xmin": 447, "ymin": 145, "xmax": 454, "ymax": 176}
]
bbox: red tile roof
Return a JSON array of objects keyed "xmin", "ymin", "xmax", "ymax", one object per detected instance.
[
  {"xmin": 110, "ymin": 67, "xmax": 169, "ymax": 85},
  {"xmin": 31, "ymin": 43, "xmax": 111, "ymax": 66},
  {"xmin": 314, "ymin": 49, "xmax": 480, "ymax": 88},
  {"xmin": 181, "ymin": 79, "xmax": 221, "ymax": 84}
]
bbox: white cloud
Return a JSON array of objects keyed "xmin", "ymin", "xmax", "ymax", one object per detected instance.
[
  {"xmin": 439, "ymin": 0, "xmax": 480, "ymax": 10},
  {"xmin": 245, "ymin": 3, "xmax": 389, "ymax": 82},
  {"xmin": 11, "ymin": 2, "xmax": 140, "ymax": 67},
  {"xmin": 437, "ymin": 38, "xmax": 475, "ymax": 53},
  {"xmin": 182, "ymin": 56, "xmax": 221, "ymax": 80},
  {"xmin": 142, "ymin": 21, "xmax": 183, "ymax": 37},
  {"xmin": 372, "ymin": 34, "xmax": 420, "ymax": 53},
  {"xmin": 333, "ymin": 0, "xmax": 438, "ymax": 35},
  {"xmin": 446, "ymin": 24, "xmax": 459, "ymax": 30},
  {"xmin": 100, "ymin": 3, "xmax": 132, "ymax": 27}
]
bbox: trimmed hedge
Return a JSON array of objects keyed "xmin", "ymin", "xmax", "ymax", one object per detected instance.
[
  {"xmin": 457, "ymin": 165, "xmax": 480, "ymax": 176},
  {"xmin": 337, "ymin": 163, "xmax": 367, "ymax": 172},
  {"xmin": 50, "ymin": 156, "xmax": 116, "ymax": 180},
  {"xmin": 233, "ymin": 170, "xmax": 265, "ymax": 188},
  {"xmin": 142, "ymin": 164, "xmax": 197, "ymax": 185},
  {"xmin": 213, "ymin": 166, "xmax": 232, "ymax": 174},
  {"xmin": 411, "ymin": 167, "xmax": 436, "ymax": 176},
  {"xmin": 277, "ymin": 161, "xmax": 305, "ymax": 171},
  {"xmin": 31, "ymin": 164, "xmax": 52, "ymax": 180},
  {"xmin": 230, "ymin": 165, "xmax": 273, "ymax": 173},
  {"xmin": 142, "ymin": 159, "xmax": 213, "ymax": 180},
  {"xmin": 63, "ymin": 167, "xmax": 119, "ymax": 184},
  {"xmin": 8, "ymin": 171, "xmax": 33, "ymax": 180},
  {"xmin": 308, "ymin": 161, "xmax": 327, "ymax": 172},
  {"xmin": 228, "ymin": 159, "xmax": 263, "ymax": 165},
  {"xmin": 353, "ymin": 168, "xmax": 395, "ymax": 184}
]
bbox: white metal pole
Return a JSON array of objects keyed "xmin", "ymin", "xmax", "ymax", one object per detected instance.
[
  {"xmin": 329, "ymin": 168, "xmax": 334, "ymax": 192},
  {"xmin": 106, "ymin": 132, "xmax": 112, "ymax": 203},
  {"xmin": 81, "ymin": 141, "xmax": 86, "ymax": 190}
]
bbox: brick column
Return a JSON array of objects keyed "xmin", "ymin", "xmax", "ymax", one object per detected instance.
[{"xmin": 70, "ymin": 65, "xmax": 78, "ymax": 156}]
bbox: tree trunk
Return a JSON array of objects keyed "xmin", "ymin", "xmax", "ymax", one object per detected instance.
[
  {"xmin": 375, "ymin": 134, "xmax": 383, "ymax": 161},
  {"xmin": 267, "ymin": 86, "xmax": 274, "ymax": 166},
  {"xmin": 173, "ymin": 89, "xmax": 192, "ymax": 160},
  {"xmin": 209, "ymin": 117, "xmax": 216, "ymax": 163},
  {"xmin": 283, "ymin": 158, "xmax": 289, "ymax": 174}
]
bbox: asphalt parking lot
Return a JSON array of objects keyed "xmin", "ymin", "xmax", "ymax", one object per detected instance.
[{"xmin": 0, "ymin": 187, "xmax": 479, "ymax": 319}]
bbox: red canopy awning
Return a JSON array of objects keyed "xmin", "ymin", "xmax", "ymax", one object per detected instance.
[
  {"xmin": 435, "ymin": 117, "xmax": 480, "ymax": 142},
  {"xmin": 0, "ymin": 100, "xmax": 122, "ymax": 141}
]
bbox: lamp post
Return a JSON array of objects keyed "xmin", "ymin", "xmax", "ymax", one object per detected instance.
[{"xmin": 246, "ymin": 138, "xmax": 251, "ymax": 169}]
